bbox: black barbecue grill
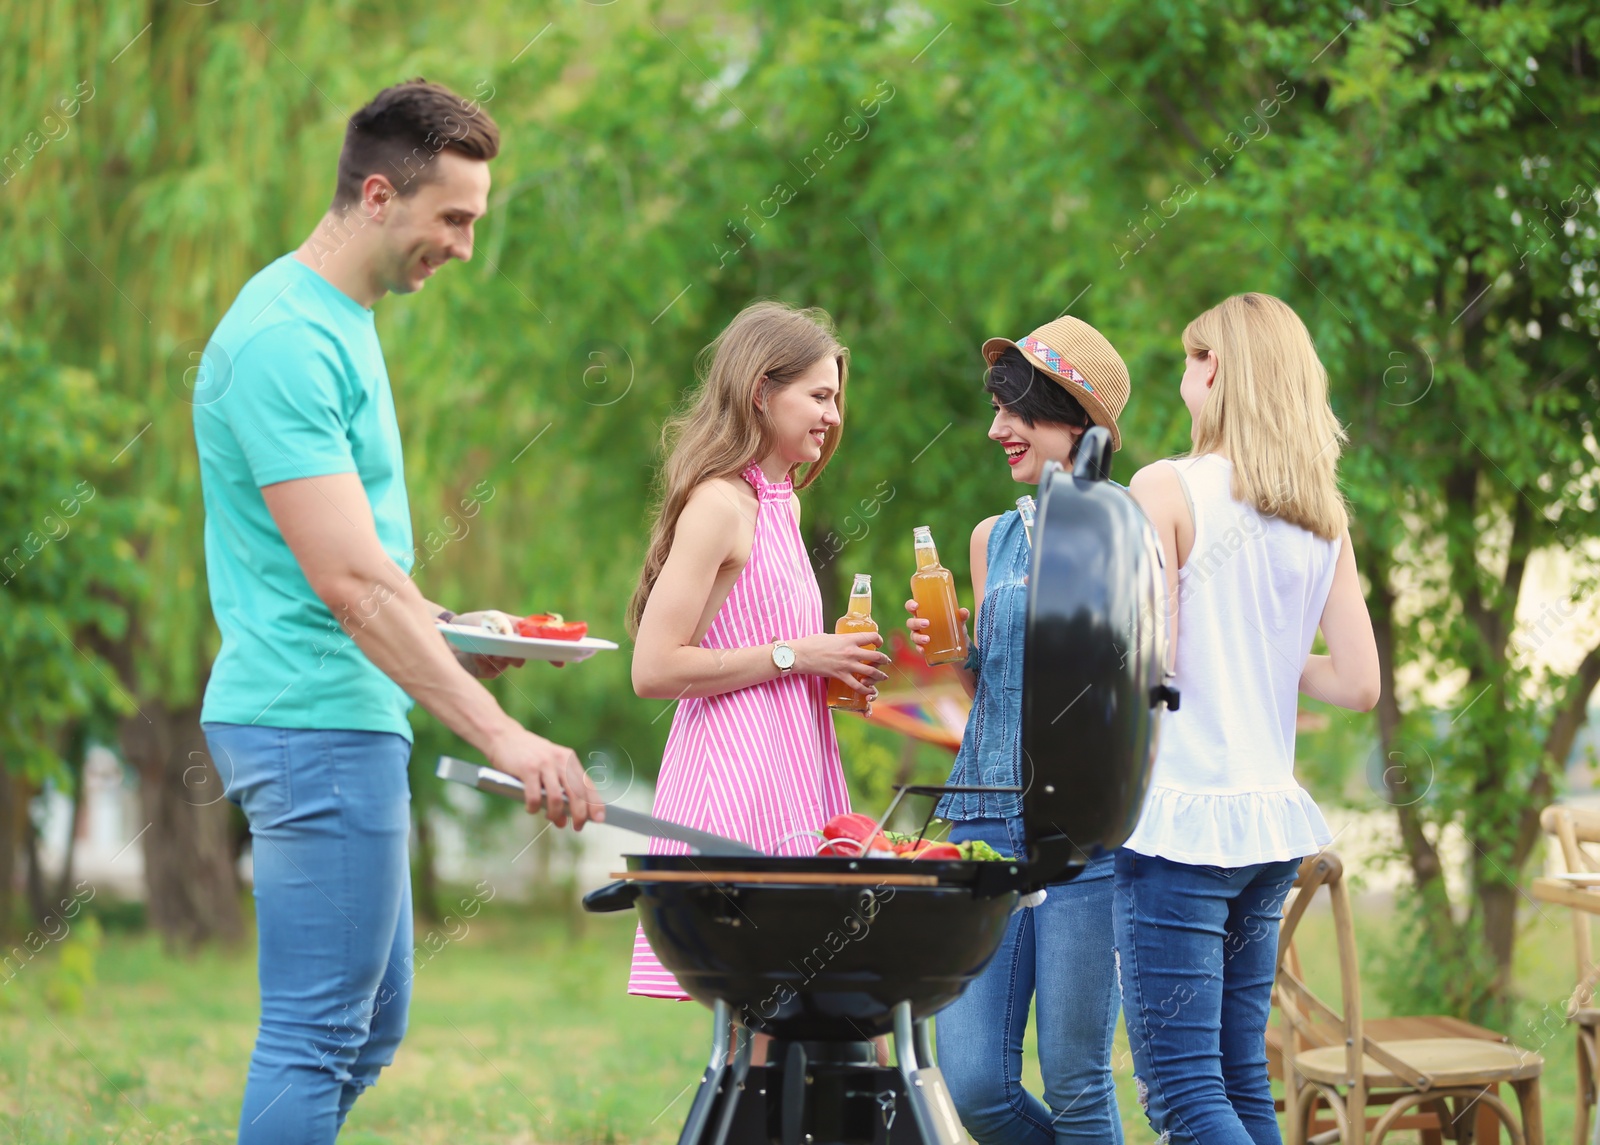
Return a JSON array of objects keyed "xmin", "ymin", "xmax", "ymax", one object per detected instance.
[{"xmin": 439, "ymin": 427, "xmax": 1176, "ymax": 1145}]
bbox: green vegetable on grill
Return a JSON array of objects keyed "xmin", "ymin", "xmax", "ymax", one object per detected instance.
[
  {"xmin": 956, "ymin": 839, "xmax": 1008, "ymax": 862},
  {"xmin": 867, "ymin": 830, "xmax": 1007, "ymax": 861}
]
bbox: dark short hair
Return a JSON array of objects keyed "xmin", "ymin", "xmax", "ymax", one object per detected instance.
[
  {"xmin": 333, "ymin": 79, "xmax": 500, "ymax": 210},
  {"xmin": 985, "ymin": 346, "xmax": 1091, "ymax": 429}
]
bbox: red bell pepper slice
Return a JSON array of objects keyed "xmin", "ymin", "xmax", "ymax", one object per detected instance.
[{"xmin": 516, "ymin": 613, "xmax": 588, "ymax": 641}]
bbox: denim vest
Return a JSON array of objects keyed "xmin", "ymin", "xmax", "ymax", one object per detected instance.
[{"xmin": 936, "ymin": 510, "xmax": 1028, "ymax": 821}]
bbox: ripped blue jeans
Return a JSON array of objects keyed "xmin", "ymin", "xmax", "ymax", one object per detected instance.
[
  {"xmin": 935, "ymin": 817, "xmax": 1123, "ymax": 1145},
  {"xmin": 1114, "ymin": 850, "xmax": 1301, "ymax": 1145},
  {"xmin": 205, "ymin": 723, "xmax": 414, "ymax": 1143}
]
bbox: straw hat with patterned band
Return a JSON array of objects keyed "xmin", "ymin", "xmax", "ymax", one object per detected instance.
[{"xmin": 982, "ymin": 315, "xmax": 1131, "ymax": 451}]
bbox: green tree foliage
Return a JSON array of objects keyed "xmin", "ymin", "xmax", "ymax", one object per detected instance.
[
  {"xmin": 1100, "ymin": 1, "xmax": 1597, "ymax": 1020},
  {"xmin": 0, "ymin": 316, "xmax": 142, "ymax": 933},
  {"xmin": 0, "ymin": 326, "xmax": 140, "ymax": 768},
  {"xmin": 4, "ymin": 1, "xmax": 1598, "ymax": 1020},
  {"xmin": 985, "ymin": 0, "xmax": 1599, "ymax": 1018}
]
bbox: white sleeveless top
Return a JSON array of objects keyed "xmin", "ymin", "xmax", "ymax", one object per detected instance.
[{"xmin": 1122, "ymin": 454, "xmax": 1338, "ymax": 866}]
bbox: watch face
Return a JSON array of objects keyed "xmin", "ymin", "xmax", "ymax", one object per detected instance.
[{"xmin": 773, "ymin": 643, "xmax": 796, "ymax": 670}]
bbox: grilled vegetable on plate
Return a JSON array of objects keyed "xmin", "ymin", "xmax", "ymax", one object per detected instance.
[{"xmin": 438, "ymin": 609, "xmax": 616, "ymax": 664}]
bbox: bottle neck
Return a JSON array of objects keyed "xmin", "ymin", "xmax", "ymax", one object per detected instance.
[
  {"xmin": 914, "ymin": 544, "xmax": 940, "ymax": 570},
  {"xmin": 847, "ymin": 593, "xmax": 873, "ymax": 616}
]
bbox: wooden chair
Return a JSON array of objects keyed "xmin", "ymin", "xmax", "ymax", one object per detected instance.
[
  {"xmin": 1273, "ymin": 851, "xmax": 1545, "ymax": 1144},
  {"xmin": 1530, "ymin": 804, "xmax": 1600, "ymax": 1145},
  {"xmin": 1269, "ymin": 1011, "xmax": 1520, "ymax": 1141},
  {"xmin": 1269, "ymin": 850, "xmax": 1532, "ymax": 1143}
]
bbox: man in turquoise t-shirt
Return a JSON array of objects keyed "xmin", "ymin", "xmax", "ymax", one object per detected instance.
[
  {"xmin": 197, "ymin": 250, "xmax": 419, "ymax": 736},
  {"xmin": 193, "ymin": 80, "xmax": 600, "ymax": 1144}
]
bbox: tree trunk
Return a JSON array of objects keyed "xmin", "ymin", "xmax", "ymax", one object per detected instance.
[
  {"xmin": 0, "ymin": 767, "xmax": 18, "ymax": 939},
  {"xmin": 1365, "ymin": 542, "xmax": 1447, "ymax": 889},
  {"xmin": 26, "ymin": 731, "xmax": 84, "ymax": 926},
  {"xmin": 24, "ymin": 789, "xmax": 79, "ymax": 926},
  {"xmin": 1477, "ymin": 878, "xmax": 1519, "ymax": 1020},
  {"xmin": 412, "ymin": 808, "xmax": 441, "ymax": 924},
  {"xmin": 118, "ymin": 702, "xmax": 243, "ymax": 948},
  {"xmin": 1363, "ymin": 537, "xmax": 1473, "ymax": 1010},
  {"xmin": 1516, "ymin": 641, "xmax": 1600, "ymax": 862}
]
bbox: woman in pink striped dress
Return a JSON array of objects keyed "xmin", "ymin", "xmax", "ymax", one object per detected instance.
[{"xmin": 626, "ymin": 302, "xmax": 891, "ymax": 1010}]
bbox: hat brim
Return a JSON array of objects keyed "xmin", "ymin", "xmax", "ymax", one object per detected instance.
[{"xmin": 982, "ymin": 337, "xmax": 1122, "ymax": 451}]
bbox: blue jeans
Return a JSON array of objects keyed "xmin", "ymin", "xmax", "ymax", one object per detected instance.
[
  {"xmin": 1113, "ymin": 850, "xmax": 1302, "ymax": 1145},
  {"xmin": 205, "ymin": 723, "xmax": 414, "ymax": 1144},
  {"xmin": 935, "ymin": 818, "xmax": 1123, "ymax": 1145}
]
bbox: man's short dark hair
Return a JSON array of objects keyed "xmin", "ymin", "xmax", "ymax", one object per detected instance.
[
  {"xmin": 985, "ymin": 346, "xmax": 1091, "ymax": 429},
  {"xmin": 333, "ymin": 79, "xmax": 500, "ymax": 210}
]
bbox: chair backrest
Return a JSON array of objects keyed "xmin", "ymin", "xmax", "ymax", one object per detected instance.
[
  {"xmin": 1540, "ymin": 804, "xmax": 1600, "ymax": 1014},
  {"xmin": 1275, "ymin": 853, "xmax": 1362, "ymax": 1079},
  {"xmin": 1274, "ymin": 850, "xmax": 1432, "ymax": 1091},
  {"xmin": 1544, "ymin": 804, "xmax": 1600, "ymax": 871}
]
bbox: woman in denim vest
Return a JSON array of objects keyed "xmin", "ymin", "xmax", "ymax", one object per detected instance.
[{"xmin": 905, "ymin": 315, "xmax": 1134, "ymax": 1145}]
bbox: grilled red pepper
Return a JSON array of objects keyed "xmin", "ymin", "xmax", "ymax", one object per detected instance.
[
  {"xmin": 818, "ymin": 812, "xmax": 893, "ymax": 856},
  {"xmin": 516, "ymin": 613, "xmax": 588, "ymax": 641},
  {"xmin": 906, "ymin": 842, "xmax": 961, "ymax": 861},
  {"xmin": 821, "ymin": 813, "xmax": 878, "ymax": 843}
]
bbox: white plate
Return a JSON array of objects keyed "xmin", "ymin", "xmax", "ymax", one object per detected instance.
[{"xmin": 438, "ymin": 623, "xmax": 619, "ymax": 664}]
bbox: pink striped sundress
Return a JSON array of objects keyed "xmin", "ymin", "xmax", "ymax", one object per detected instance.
[{"xmin": 628, "ymin": 463, "xmax": 851, "ymax": 999}]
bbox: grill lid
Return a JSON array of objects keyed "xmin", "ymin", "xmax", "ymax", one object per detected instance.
[{"xmin": 1018, "ymin": 426, "xmax": 1176, "ymax": 886}]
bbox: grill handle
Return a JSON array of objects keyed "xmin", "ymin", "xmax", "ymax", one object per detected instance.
[
  {"xmin": 1072, "ymin": 425, "xmax": 1113, "ymax": 482},
  {"xmin": 582, "ymin": 880, "xmax": 642, "ymax": 914}
]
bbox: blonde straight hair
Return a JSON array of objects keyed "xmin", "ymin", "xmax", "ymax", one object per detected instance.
[
  {"xmin": 627, "ymin": 301, "xmax": 849, "ymax": 635},
  {"xmin": 1182, "ymin": 293, "xmax": 1348, "ymax": 540}
]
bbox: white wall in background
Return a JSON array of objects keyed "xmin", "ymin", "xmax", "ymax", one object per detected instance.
[{"xmin": 34, "ymin": 745, "xmax": 145, "ymax": 899}]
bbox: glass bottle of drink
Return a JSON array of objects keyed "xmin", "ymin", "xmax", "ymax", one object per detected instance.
[
  {"xmin": 1017, "ymin": 495, "xmax": 1037, "ymax": 550},
  {"xmin": 826, "ymin": 573, "xmax": 880, "ymax": 713},
  {"xmin": 910, "ymin": 526, "xmax": 969, "ymax": 666}
]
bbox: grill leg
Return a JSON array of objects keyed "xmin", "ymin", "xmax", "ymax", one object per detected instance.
[
  {"xmin": 705, "ymin": 1020, "xmax": 754, "ymax": 1145},
  {"xmin": 678, "ymin": 1000, "xmax": 734, "ymax": 1145},
  {"xmin": 893, "ymin": 1002, "xmax": 965, "ymax": 1145},
  {"xmin": 780, "ymin": 1041, "xmax": 808, "ymax": 1145}
]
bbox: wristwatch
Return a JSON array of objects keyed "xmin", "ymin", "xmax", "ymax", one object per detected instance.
[{"xmin": 771, "ymin": 640, "xmax": 796, "ymax": 673}]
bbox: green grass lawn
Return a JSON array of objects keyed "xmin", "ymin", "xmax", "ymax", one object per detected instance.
[
  {"xmin": 0, "ymin": 895, "xmax": 1580, "ymax": 1143},
  {"xmin": 1, "ymin": 904, "xmax": 713, "ymax": 1144}
]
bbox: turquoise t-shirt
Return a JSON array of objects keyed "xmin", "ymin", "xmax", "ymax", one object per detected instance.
[{"xmin": 194, "ymin": 254, "xmax": 416, "ymax": 739}]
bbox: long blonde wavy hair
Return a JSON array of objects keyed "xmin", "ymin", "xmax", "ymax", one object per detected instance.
[
  {"xmin": 1183, "ymin": 292, "xmax": 1348, "ymax": 540},
  {"xmin": 627, "ymin": 301, "xmax": 849, "ymax": 635}
]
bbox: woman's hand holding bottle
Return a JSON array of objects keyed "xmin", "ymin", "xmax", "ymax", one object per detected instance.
[
  {"xmin": 905, "ymin": 599, "xmax": 977, "ymax": 701},
  {"xmin": 904, "ymin": 599, "xmax": 970, "ymax": 654},
  {"xmin": 791, "ymin": 632, "xmax": 889, "ymax": 693}
]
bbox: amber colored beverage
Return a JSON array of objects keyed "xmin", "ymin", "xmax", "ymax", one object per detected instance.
[
  {"xmin": 910, "ymin": 526, "xmax": 968, "ymax": 666},
  {"xmin": 826, "ymin": 573, "xmax": 880, "ymax": 713}
]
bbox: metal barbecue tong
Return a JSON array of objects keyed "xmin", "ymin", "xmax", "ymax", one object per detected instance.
[{"xmin": 435, "ymin": 755, "xmax": 762, "ymax": 857}]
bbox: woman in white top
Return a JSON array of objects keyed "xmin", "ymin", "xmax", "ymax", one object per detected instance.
[{"xmin": 1117, "ymin": 293, "xmax": 1380, "ymax": 1145}]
